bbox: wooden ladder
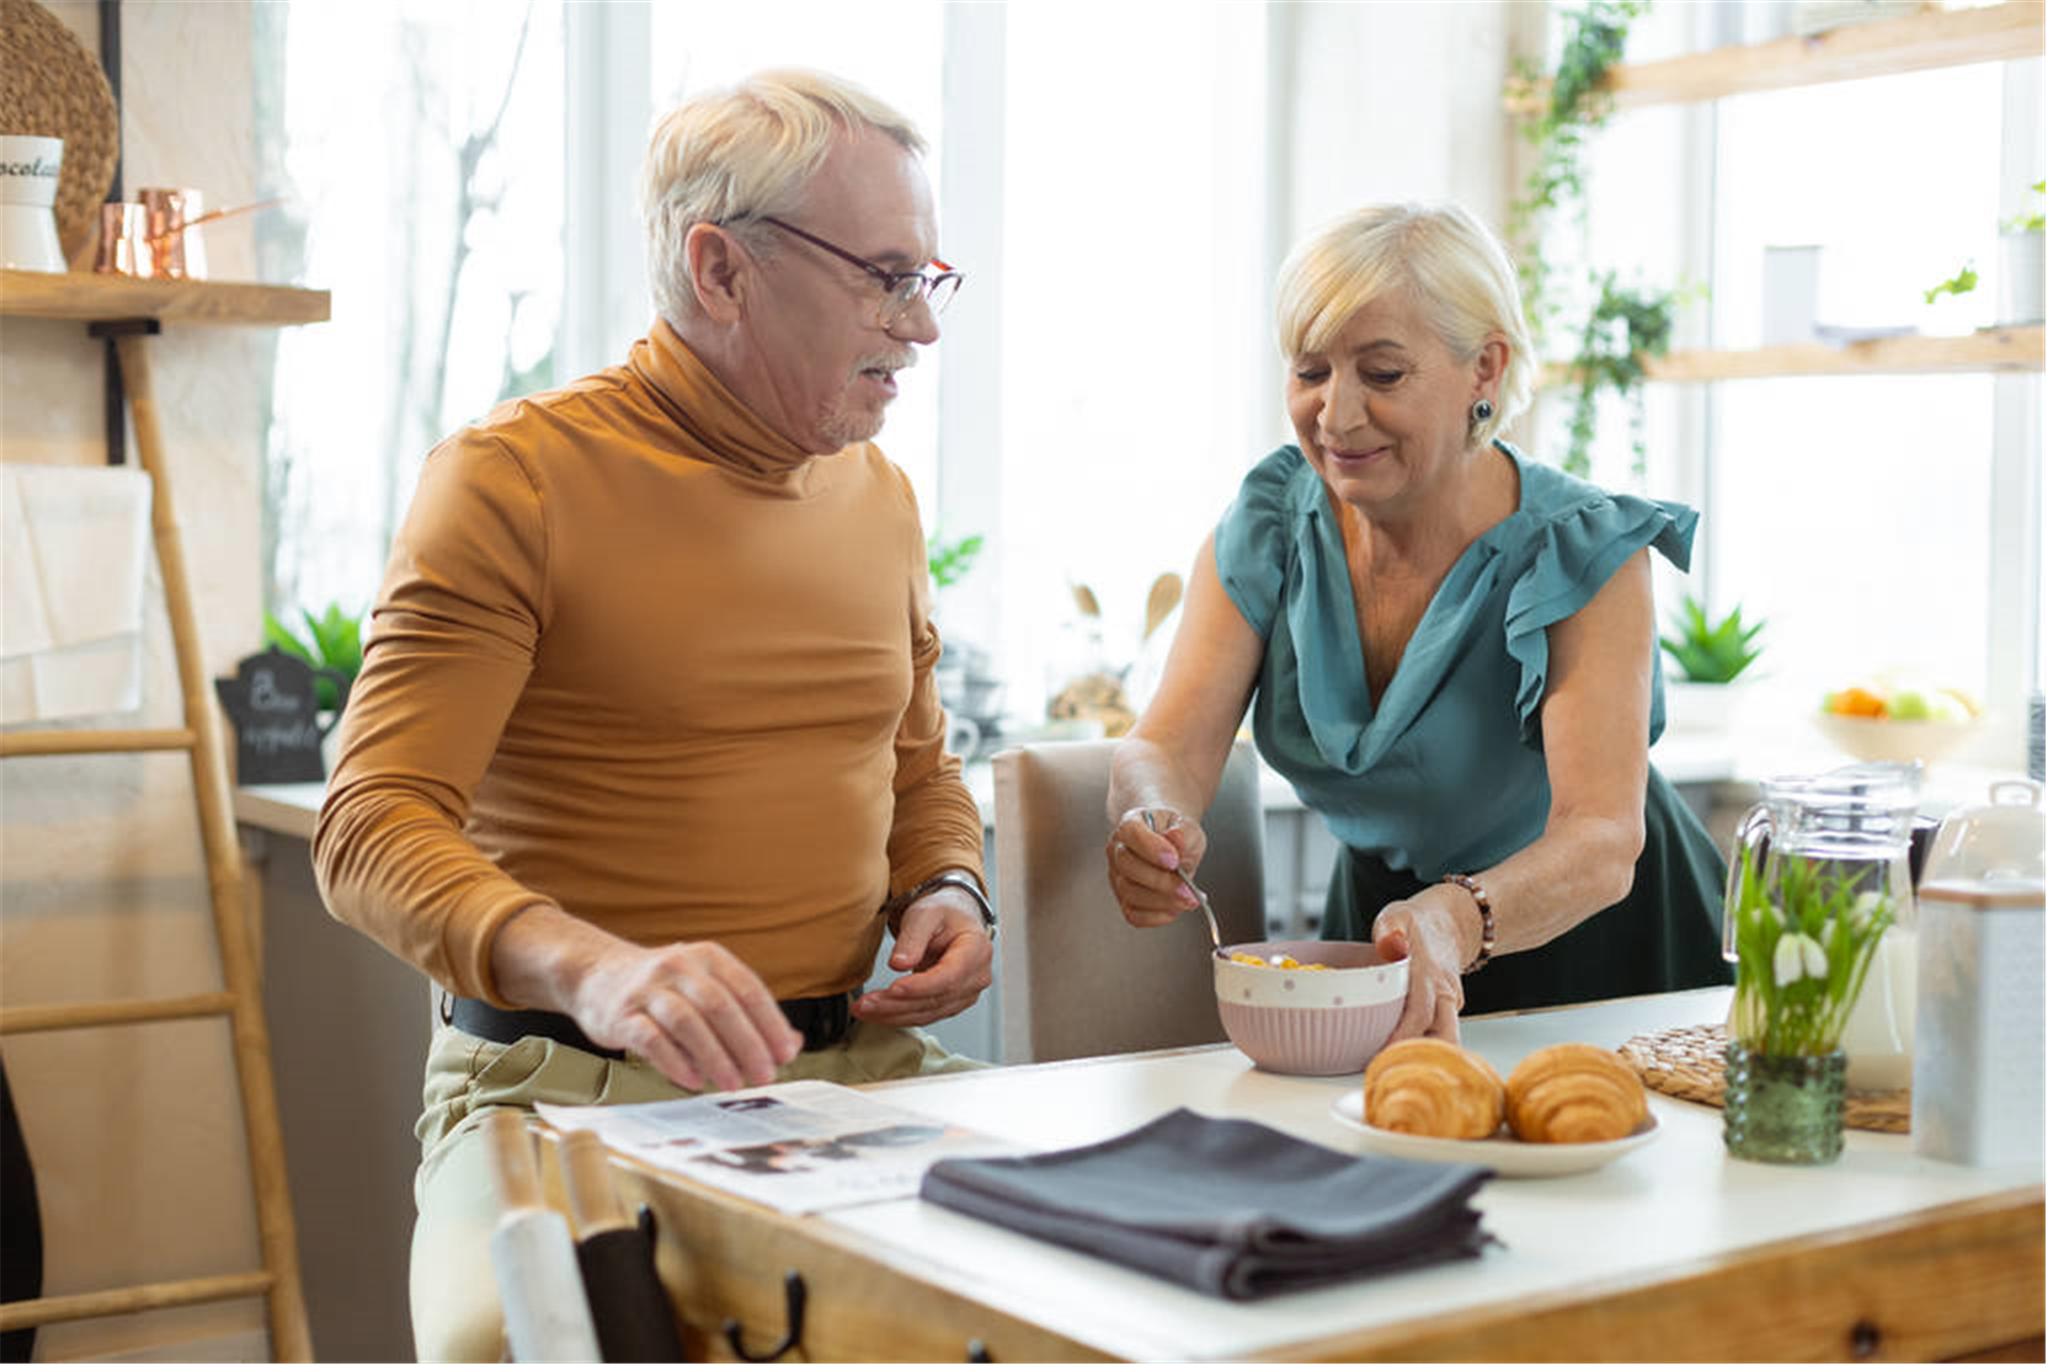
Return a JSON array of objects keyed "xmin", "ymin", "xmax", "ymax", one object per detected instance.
[{"xmin": 0, "ymin": 326, "xmax": 312, "ymax": 1360}]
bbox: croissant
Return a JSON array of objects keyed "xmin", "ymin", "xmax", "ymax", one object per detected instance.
[
  {"xmin": 1362, "ymin": 1038, "xmax": 1505, "ymax": 1140},
  {"xmin": 1504, "ymin": 1043, "xmax": 1648, "ymax": 1144}
]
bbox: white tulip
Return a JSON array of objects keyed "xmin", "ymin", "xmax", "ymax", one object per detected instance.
[{"xmin": 1774, "ymin": 933, "xmax": 1806, "ymax": 987}]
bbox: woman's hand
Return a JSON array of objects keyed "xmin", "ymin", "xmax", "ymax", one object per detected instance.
[
  {"xmin": 1105, "ymin": 806, "xmax": 1209, "ymax": 928},
  {"xmin": 1370, "ymin": 885, "xmax": 1475, "ymax": 1042}
]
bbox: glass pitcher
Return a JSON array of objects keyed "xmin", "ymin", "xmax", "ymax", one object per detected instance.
[{"xmin": 1724, "ymin": 762, "xmax": 1921, "ymax": 1089}]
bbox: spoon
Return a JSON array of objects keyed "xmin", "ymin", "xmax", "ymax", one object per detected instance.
[{"xmin": 1140, "ymin": 810, "xmax": 1225, "ymax": 956}]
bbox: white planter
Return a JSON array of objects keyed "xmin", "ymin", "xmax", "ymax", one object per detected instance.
[
  {"xmin": 1998, "ymin": 230, "xmax": 2043, "ymax": 327},
  {"xmin": 1664, "ymin": 679, "xmax": 1749, "ymax": 737}
]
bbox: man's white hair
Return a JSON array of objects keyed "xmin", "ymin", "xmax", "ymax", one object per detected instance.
[
  {"xmin": 1275, "ymin": 202, "xmax": 1536, "ymax": 449},
  {"xmin": 638, "ymin": 68, "xmax": 926, "ymax": 329}
]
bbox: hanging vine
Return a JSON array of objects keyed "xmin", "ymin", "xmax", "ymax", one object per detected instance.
[{"xmin": 1508, "ymin": 0, "xmax": 1689, "ymax": 477}]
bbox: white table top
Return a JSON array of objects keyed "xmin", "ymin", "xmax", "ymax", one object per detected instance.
[{"xmin": 825, "ymin": 987, "xmax": 2040, "ymax": 1362}]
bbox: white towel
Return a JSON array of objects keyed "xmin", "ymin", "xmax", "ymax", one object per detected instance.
[{"xmin": 0, "ymin": 463, "xmax": 153, "ymax": 725}]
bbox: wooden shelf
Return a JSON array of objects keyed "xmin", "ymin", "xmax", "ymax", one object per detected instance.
[
  {"xmin": 1543, "ymin": 324, "xmax": 2043, "ymax": 386},
  {"xmin": 1507, "ymin": 2, "xmax": 2044, "ymax": 115},
  {"xmin": 1646, "ymin": 325, "xmax": 2044, "ymax": 381},
  {"xmin": 0, "ymin": 269, "xmax": 329, "ymax": 327}
]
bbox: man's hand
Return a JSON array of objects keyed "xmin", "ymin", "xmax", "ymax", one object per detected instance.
[
  {"xmin": 492, "ymin": 905, "xmax": 802, "ymax": 1093},
  {"xmin": 851, "ymin": 886, "xmax": 993, "ymax": 1027}
]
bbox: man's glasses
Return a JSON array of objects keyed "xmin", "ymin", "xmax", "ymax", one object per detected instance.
[{"xmin": 755, "ymin": 216, "xmax": 961, "ymax": 328}]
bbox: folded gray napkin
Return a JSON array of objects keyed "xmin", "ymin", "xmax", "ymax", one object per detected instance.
[{"xmin": 919, "ymin": 1107, "xmax": 1493, "ymax": 1299}]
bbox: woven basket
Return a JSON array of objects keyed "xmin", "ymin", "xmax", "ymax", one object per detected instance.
[
  {"xmin": 1620, "ymin": 1022, "xmax": 1910, "ymax": 1134},
  {"xmin": 0, "ymin": 0, "xmax": 119, "ymax": 263}
]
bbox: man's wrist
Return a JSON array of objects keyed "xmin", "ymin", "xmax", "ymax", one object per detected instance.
[{"xmin": 882, "ymin": 869, "xmax": 996, "ymax": 939}]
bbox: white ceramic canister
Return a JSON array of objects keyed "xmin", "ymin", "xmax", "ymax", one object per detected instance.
[
  {"xmin": 1910, "ymin": 779, "xmax": 2045, "ymax": 1166},
  {"xmin": 0, "ymin": 134, "xmax": 65, "ymax": 272},
  {"xmin": 1910, "ymin": 877, "xmax": 2043, "ymax": 1165}
]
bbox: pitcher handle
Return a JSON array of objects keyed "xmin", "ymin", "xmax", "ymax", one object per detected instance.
[{"xmin": 1722, "ymin": 803, "xmax": 1774, "ymax": 962}]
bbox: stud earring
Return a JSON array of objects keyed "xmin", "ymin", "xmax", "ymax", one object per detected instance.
[{"xmin": 1471, "ymin": 398, "xmax": 1495, "ymax": 425}]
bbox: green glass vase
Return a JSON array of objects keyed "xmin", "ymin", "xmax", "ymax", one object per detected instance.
[{"xmin": 1722, "ymin": 1042, "xmax": 1847, "ymax": 1164}]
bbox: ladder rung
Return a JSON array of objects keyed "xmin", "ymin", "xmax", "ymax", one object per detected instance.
[
  {"xmin": 0, "ymin": 1270, "xmax": 275, "ymax": 1331},
  {"xmin": 0, "ymin": 992, "xmax": 237, "ymax": 1035},
  {"xmin": 0, "ymin": 727, "xmax": 196, "ymax": 757}
]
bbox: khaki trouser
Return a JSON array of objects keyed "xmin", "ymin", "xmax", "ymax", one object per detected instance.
[{"xmin": 409, "ymin": 1019, "xmax": 983, "ymax": 1362}]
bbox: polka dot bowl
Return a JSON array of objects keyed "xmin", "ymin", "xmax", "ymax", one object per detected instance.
[{"xmin": 1213, "ymin": 939, "xmax": 1409, "ymax": 1075}]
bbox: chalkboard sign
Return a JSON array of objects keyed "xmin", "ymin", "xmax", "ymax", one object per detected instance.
[{"xmin": 214, "ymin": 646, "xmax": 351, "ymax": 784}]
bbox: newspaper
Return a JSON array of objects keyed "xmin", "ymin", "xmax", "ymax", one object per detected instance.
[{"xmin": 535, "ymin": 1080, "xmax": 1019, "ymax": 1216}]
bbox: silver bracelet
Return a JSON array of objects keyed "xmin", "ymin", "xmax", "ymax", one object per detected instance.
[{"xmin": 882, "ymin": 869, "xmax": 996, "ymax": 939}]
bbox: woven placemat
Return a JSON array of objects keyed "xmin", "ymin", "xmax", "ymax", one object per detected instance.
[
  {"xmin": 0, "ymin": 0, "xmax": 119, "ymax": 261},
  {"xmin": 1619, "ymin": 1022, "xmax": 1911, "ymax": 1134}
]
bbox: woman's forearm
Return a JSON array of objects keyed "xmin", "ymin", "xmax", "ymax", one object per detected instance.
[{"xmin": 1469, "ymin": 808, "xmax": 1645, "ymax": 958}]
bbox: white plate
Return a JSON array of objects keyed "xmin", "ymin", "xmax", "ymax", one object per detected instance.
[{"xmin": 1329, "ymin": 1091, "xmax": 1659, "ymax": 1178}]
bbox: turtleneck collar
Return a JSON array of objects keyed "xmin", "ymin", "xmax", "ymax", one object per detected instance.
[{"xmin": 629, "ymin": 320, "xmax": 824, "ymax": 493}]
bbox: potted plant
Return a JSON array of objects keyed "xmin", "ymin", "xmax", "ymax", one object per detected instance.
[
  {"xmin": 1722, "ymin": 844, "xmax": 1896, "ymax": 1163},
  {"xmin": 264, "ymin": 602, "xmax": 364, "ymax": 773},
  {"xmin": 1563, "ymin": 272, "xmax": 1683, "ymax": 477},
  {"xmin": 1659, "ymin": 594, "xmax": 1764, "ymax": 736},
  {"xmin": 1998, "ymin": 179, "xmax": 2044, "ymax": 326},
  {"xmin": 926, "ymin": 529, "xmax": 1001, "ymax": 758}
]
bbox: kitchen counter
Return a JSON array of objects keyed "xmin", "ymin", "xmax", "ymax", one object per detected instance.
[{"xmin": 564, "ymin": 986, "xmax": 2043, "ymax": 1361}]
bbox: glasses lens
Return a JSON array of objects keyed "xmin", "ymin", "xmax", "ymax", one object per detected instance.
[
  {"xmin": 879, "ymin": 270, "xmax": 961, "ymax": 326},
  {"xmin": 883, "ymin": 275, "xmax": 923, "ymax": 322}
]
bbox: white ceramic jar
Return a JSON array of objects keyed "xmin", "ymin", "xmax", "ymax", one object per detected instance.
[
  {"xmin": 0, "ymin": 134, "xmax": 65, "ymax": 272},
  {"xmin": 1910, "ymin": 780, "xmax": 2044, "ymax": 1166}
]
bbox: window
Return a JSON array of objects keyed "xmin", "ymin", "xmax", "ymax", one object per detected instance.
[
  {"xmin": 260, "ymin": 0, "xmax": 564, "ymax": 620},
  {"xmin": 1566, "ymin": 2, "xmax": 2041, "ymax": 761}
]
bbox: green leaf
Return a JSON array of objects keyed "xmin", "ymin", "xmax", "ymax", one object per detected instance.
[
  {"xmin": 262, "ymin": 609, "xmax": 317, "ymax": 667},
  {"xmin": 263, "ymin": 601, "xmax": 364, "ymax": 712},
  {"xmin": 1924, "ymin": 262, "xmax": 1978, "ymax": 304},
  {"xmin": 927, "ymin": 530, "xmax": 985, "ymax": 589},
  {"xmin": 1660, "ymin": 594, "xmax": 1764, "ymax": 683}
]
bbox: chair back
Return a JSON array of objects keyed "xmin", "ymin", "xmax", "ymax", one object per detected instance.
[{"xmin": 992, "ymin": 739, "xmax": 1267, "ymax": 1063}]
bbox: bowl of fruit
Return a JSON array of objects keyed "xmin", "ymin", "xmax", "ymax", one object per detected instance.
[{"xmin": 1816, "ymin": 681, "xmax": 1982, "ymax": 766}]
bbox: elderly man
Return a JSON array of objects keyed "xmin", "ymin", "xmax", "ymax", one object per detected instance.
[{"xmin": 312, "ymin": 69, "xmax": 991, "ymax": 1360}]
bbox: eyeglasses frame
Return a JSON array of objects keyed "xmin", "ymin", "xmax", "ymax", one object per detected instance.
[{"xmin": 746, "ymin": 215, "xmax": 961, "ymax": 325}]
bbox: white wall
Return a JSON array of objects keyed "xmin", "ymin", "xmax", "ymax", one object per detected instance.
[
  {"xmin": 1272, "ymin": 0, "xmax": 1541, "ymax": 449},
  {"xmin": 0, "ymin": 3, "xmax": 274, "ymax": 1358}
]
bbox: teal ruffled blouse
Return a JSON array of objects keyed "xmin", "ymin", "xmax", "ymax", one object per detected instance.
[{"xmin": 1215, "ymin": 441, "xmax": 1697, "ymax": 882}]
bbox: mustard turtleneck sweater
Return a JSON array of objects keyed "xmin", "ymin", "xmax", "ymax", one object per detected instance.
[{"xmin": 312, "ymin": 323, "xmax": 985, "ymax": 1005}]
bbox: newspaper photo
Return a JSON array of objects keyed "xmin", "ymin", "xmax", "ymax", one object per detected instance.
[{"xmin": 536, "ymin": 1080, "xmax": 1019, "ymax": 1216}]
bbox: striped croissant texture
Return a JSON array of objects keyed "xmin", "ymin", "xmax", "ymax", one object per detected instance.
[
  {"xmin": 1362, "ymin": 1038, "xmax": 1506, "ymax": 1140},
  {"xmin": 1505, "ymin": 1043, "xmax": 1648, "ymax": 1143}
]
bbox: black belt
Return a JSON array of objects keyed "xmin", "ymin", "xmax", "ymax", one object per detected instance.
[{"xmin": 447, "ymin": 991, "xmax": 856, "ymax": 1059}]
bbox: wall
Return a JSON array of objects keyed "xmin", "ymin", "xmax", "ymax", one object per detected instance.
[
  {"xmin": 1278, "ymin": 1, "xmax": 1532, "ymax": 237},
  {"xmin": 1271, "ymin": 0, "xmax": 1542, "ymax": 445},
  {"xmin": 0, "ymin": 2, "xmax": 274, "ymax": 1359}
]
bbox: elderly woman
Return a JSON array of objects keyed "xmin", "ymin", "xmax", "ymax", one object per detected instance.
[{"xmin": 1105, "ymin": 202, "xmax": 1729, "ymax": 1041}]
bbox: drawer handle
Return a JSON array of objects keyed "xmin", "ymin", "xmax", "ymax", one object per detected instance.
[{"xmin": 723, "ymin": 1270, "xmax": 806, "ymax": 1363}]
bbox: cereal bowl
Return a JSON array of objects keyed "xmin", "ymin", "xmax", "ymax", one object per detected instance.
[{"xmin": 1212, "ymin": 939, "xmax": 1409, "ymax": 1075}]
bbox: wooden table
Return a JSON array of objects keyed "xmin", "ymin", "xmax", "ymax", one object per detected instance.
[{"xmin": 550, "ymin": 988, "xmax": 2043, "ymax": 1361}]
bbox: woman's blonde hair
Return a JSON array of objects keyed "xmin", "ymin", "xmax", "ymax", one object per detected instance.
[
  {"xmin": 638, "ymin": 68, "xmax": 926, "ymax": 328},
  {"xmin": 1274, "ymin": 203, "xmax": 1535, "ymax": 448}
]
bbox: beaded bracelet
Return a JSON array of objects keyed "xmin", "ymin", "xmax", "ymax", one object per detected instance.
[{"xmin": 1441, "ymin": 873, "xmax": 1495, "ymax": 974}]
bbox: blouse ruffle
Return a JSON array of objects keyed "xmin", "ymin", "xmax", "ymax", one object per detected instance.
[{"xmin": 1216, "ymin": 441, "xmax": 1695, "ymax": 773}]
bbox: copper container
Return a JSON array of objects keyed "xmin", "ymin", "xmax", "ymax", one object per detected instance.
[
  {"xmin": 137, "ymin": 186, "xmax": 207, "ymax": 280},
  {"xmin": 94, "ymin": 201, "xmax": 151, "ymax": 276}
]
